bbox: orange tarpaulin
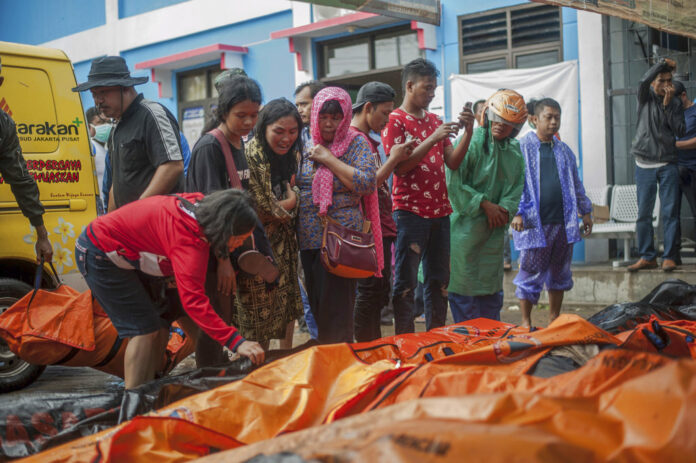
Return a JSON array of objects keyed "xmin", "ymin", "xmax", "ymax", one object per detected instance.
[
  {"xmin": 18, "ymin": 315, "xmax": 696, "ymax": 463},
  {"xmin": 0, "ymin": 285, "xmax": 195, "ymax": 378}
]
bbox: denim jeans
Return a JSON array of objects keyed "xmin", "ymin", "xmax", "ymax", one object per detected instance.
[
  {"xmin": 448, "ymin": 291, "xmax": 504, "ymax": 323},
  {"xmin": 635, "ymin": 163, "xmax": 680, "ymax": 260},
  {"xmin": 391, "ymin": 211, "xmax": 450, "ymax": 334}
]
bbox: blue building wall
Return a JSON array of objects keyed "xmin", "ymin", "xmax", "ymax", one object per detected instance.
[
  {"xmin": 118, "ymin": 0, "xmax": 188, "ymax": 18},
  {"xmin": 111, "ymin": 10, "xmax": 294, "ymax": 115},
  {"xmin": 0, "ymin": 0, "xmax": 105, "ymax": 45}
]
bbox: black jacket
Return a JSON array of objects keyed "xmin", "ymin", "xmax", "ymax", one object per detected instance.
[
  {"xmin": 0, "ymin": 109, "xmax": 44, "ymax": 226},
  {"xmin": 630, "ymin": 59, "xmax": 686, "ymax": 164}
]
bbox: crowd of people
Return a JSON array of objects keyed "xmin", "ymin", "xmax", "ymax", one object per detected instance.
[{"xmin": 3, "ymin": 50, "xmax": 692, "ymax": 390}]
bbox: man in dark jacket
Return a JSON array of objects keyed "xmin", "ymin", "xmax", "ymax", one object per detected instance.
[
  {"xmin": 0, "ymin": 57, "xmax": 52, "ymax": 264},
  {"xmin": 628, "ymin": 58, "xmax": 686, "ymax": 272}
]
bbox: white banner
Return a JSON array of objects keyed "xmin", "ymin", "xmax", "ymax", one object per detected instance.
[{"xmin": 449, "ymin": 60, "xmax": 580, "ymax": 164}]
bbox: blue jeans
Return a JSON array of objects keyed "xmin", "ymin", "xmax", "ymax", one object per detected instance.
[
  {"xmin": 392, "ymin": 211, "xmax": 450, "ymax": 334},
  {"xmin": 448, "ymin": 291, "xmax": 504, "ymax": 323},
  {"xmin": 635, "ymin": 164, "xmax": 680, "ymax": 260}
]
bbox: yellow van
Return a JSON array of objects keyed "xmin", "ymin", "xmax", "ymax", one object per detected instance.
[{"xmin": 0, "ymin": 41, "xmax": 98, "ymax": 391}]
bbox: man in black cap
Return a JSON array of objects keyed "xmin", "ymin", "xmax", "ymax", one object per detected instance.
[
  {"xmin": 350, "ymin": 81, "xmax": 416, "ymax": 341},
  {"xmin": 0, "ymin": 57, "xmax": 52, "ymax": 264},
  {"xmin": 73, "ymin": 56, "xmax": 184, "ymax": 212}
]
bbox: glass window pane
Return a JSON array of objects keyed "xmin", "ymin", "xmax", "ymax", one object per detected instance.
[
  {"xmin": 467, "ymin": 57, "xmax": 507, "ymax": 74},
  {"xmin": 180, "ymin": 74, "xmax": 206, "ymax": 102},
  {"xmin": 325, "ymin": 41, "xmax": 369, "ymax": 77},
  {"xmin": 515, "ymin": 50, "xmax": 559, "ymax": 68},
  {"xmin": 375, "ymin": 33, "xmax": 421, "ymax": 69},
  {"xmin": 209, "ymin": 70, "xmax": 223, "ymax": 98}
]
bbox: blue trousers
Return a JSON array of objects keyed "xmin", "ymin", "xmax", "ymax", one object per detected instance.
[
  {"xmin": 635, "ymin": 163, "xmax": 680, "ymax": 260},
  {"xmin": 448, "ymin": 291, "xmax": 504, "ymax": 323},
  {"xmin": 392, "ymin": 211, "xmax": 450, "ymax": 334}
]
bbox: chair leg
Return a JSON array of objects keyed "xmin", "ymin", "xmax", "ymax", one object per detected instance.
[{"xmin": 624, "ymin": 239, "xmax": 631, "ymax": 261}]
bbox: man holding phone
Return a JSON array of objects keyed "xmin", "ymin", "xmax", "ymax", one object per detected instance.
[
  {"xmin": 628, "ymin": 58, "xmax": 686, "ymax": 272},
  {"xmin": 381, "ymin": 58, "xmax": 474, "ymax": 334}
]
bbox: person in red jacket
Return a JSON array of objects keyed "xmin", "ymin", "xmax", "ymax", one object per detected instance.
[{"xmin": 74, "ymin": 189, "xmax": 265, "ymax": 388}]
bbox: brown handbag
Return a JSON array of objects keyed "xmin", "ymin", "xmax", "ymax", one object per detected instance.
[{"xmin": 320, "ymin": 216, "xmax": 378, "ymax": 279}]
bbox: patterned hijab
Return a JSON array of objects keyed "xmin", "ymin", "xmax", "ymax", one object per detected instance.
[
  {"xmin": 310, "ymin": 86, "xmax": 383, "ymax": 276},
  {"xmin": 310, "ymin": 87, "xmax": 358, "ymax": 157}
]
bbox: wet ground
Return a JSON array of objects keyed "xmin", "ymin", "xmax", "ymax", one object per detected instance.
[{"xmin": 2, "ymin": 303, "xmax": 602, "ymax": 399}]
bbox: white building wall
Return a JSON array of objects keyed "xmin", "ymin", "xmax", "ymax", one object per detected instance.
[{"xmin": 578, "ymin": 10, "xmax": 610, "ymax": 262}]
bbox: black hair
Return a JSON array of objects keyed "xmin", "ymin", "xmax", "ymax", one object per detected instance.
[
  {"xmin": 319, "ymin": 99, "xmax": 343, "ymax": 116},
  {"xmin": 674, "ymin": 80, "xmax": 686, "ymax": 96},
  {"xmin": 402, "ymin": 58, "xmax": 439, "ymax": 91},
  {"xmin": 86, "ymin": 106, "xmax": 99, "ymax": 123},
  {"xmin": 473, "ymin": 99, "xmax": 486, "ymax": 114},
  {"xmin": 354, "ymin": 100, "xmax": 391, "ymax": 115},
  {"xmin": 254, "ymin": 98, "xmax": 302, "ymax": 182},
  {"xmin": 196, "ymin": 189, "xmax": 257, "ymax": 258},
  {"xmin": 534, "ymin": 98, "xmax": 562, "ymax": 116},
  {"xmin": 294, "ymin": 80, "xmax": 326, "ymax": 98},
  {"xmin": 526, "ymin": 99, "xmax": 537, "ymax": 117},
  {"xmin": 215, "ymin": 75, "xmax": 262, "ymax": 123}
]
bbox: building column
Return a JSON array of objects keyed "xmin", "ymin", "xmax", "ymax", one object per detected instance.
[{"xmin": 578, "ymin": 10, "xmax": 609, "ymax": 263}]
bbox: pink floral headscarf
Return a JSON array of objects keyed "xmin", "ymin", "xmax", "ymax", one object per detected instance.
[{"xmin": 310, "ymin": 87, "xmax": 383, "ymax": 276}]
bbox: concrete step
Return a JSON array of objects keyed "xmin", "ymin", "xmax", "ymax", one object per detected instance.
[{"xmin": 502, "ymin": 263, "xmax": 696, "ymax": 306}]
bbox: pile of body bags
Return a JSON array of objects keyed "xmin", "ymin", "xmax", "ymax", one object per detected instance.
[{"xmin": 7, "ymin": 280, "xmax": 696, "ymax": 462}]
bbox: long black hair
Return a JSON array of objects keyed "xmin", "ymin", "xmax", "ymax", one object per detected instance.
[
  {"xmin": 196, "ymin": 189, "xmax": 257, "ymax": 257},
  {"xmin": 253, "ymin": 98, "xmax": 302, "ymax": 182}
]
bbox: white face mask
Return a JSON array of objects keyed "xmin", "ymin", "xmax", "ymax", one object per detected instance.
[{"xmin": 92, "ymin": 123, "xmax": 112, "ymax": 144}]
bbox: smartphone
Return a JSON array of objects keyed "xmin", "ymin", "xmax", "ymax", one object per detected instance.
[{"xmin": 460, "ymin": 101, "xmax": 473, "ymax": 129}]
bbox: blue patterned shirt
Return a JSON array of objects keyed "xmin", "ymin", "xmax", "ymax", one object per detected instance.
[
  {"xmin": 513, "ymin": 132, "xmax": 593, "ymax": 250},
  {"xmin": 297, "ymin": 136, "xmax": 377, "ymax": 250}
]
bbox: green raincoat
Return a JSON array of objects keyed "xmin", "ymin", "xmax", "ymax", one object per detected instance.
[{"xmin": 447, "ymin": 126, "xmax": 525, "ymax": 296}]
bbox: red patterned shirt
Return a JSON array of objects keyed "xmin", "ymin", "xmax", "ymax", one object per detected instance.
[{"xmin": 381, "ymin": 108, "xmax": 452, "ymax": 218}]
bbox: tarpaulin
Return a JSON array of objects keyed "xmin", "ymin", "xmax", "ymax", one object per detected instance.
[
  {"xmin": 17, "ymin": 312, "xmax": 696, "ymax": 463},
  {"xmin": 532, "ymin": 0, "xmax": 696, "ymax": 40},
  {"xmin": 201, "ymin": 358, "xmax": 696, "ymax": 463},
  {"xmin": 0, "ymin": 285, "xmax": 195, "ymax": 379},
  {"xmin": 588, "ymin": 279, "xmax": 696, "ymax": 333}
]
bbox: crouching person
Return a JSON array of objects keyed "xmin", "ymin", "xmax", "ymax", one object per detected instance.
[{"xmin": 74, "ymin": 190, "xmax": 265, "ymax": 388}]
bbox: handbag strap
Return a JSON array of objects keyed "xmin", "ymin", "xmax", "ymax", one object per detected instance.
[{"xmin": 209, "ymin": 128, "xmax": 243, "ymax": 190}]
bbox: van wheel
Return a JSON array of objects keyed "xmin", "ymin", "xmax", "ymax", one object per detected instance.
[{"xmin": 0, "ymin": 278, "xmax": 45, "ymax": 392}]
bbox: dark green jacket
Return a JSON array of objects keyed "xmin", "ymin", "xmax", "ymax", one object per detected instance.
[{"xmin": 0, "ymin": 109, "xmax": 44, "ymax": 226}]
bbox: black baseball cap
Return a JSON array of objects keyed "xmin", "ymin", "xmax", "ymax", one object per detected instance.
[{"xmin": 352, "ymin": 81, "xmax": 396, "ymax": 111}]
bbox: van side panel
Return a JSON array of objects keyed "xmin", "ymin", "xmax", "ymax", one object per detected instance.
[{"xmin": 0, "ymin": 44, "xmax": 98, "ymax": 281}]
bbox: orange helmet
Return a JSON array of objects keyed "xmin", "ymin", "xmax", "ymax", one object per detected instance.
[{"xmin": 480, "ymin": 89, "xmax": 528, "ymax": 136}]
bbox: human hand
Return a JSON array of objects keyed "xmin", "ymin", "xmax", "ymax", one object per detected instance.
[
  {"xmin": 216, "ymin": 256, "xmax": 236, "ymax": 296},
  {"xmin": 581, "ymin": 213, "xmax": 593, "ymax": 237},
  {"xmin": 663, "ymin": 83, "xmax": 675, "ymax": 107},
  {"xmin": 34, "ymin": 225, "xmax": 53, "ymax": 264},
  {"xmin": 431, "ymin": 122, "xmax": 460, "ymax": 142},
  {"xmin": 481, "ymin": 200, "xmax": 508, "ymax": 229},
  {"xmin": 308, "ymin": 144, "xmax": 333, "ymax": 165},
  {"xmin": 457, "ymin": 107, "xmax": 475, "ymax": 133},
  {"xmin": 389, "ymin": 138, "xmax": 417, "ymax": 163},
  {"xmin": 511, "ymin": 215, "xmax": 524, "ymax": 232},
  {"xmin": 664, "ymin": 58, "xmax": 677, "ymax": 71},
  {"xmin": 237, "ymin": 340, "xmax": 265, "ymax": 365}
]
